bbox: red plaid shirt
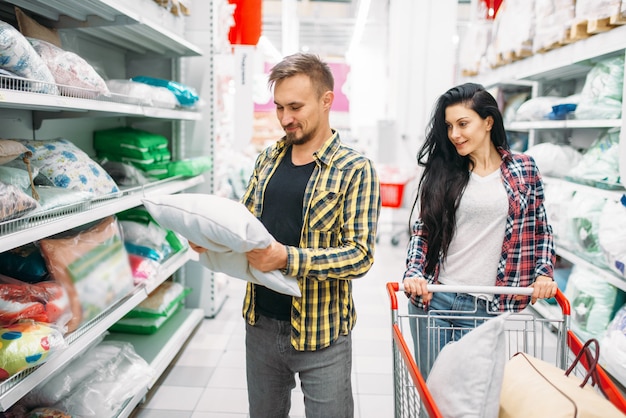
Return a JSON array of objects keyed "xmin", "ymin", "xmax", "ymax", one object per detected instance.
[{"xmin": 403, "ymin": 148, "xmax": 555, "ymax": 312}]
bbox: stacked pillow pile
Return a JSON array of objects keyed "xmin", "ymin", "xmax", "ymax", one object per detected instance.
[
  {"xmin": 0, "ymin": 7, "xmax": 110, "ymax": 99},
  {"xmin": 94, "ymin": 126, "xmax": 212, "ymax": 180},
  {"xmin": 94, "ymin": 127, "xmax": 172, "ymax": 180}
]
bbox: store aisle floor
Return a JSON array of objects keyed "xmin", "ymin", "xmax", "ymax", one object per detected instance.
[{"xmin": 131, "ymin": 239, "xmax": 409, "ymax": 418}]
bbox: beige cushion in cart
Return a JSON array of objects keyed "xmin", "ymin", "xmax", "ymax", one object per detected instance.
[
  {"xmin": 426, "ymin": 312, "xmax": 510, "ymax": 418},
  {"xmin": 142, "ymin": 194, "xmax": 301, "ymax": 297}
]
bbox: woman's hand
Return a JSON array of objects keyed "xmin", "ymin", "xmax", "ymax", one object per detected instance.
[
  {"xmin": 529, "ymin": 275, "xmax": 557, "ymax": 304},
  {"xmin": 189, "ymin": 241, "xmax": 208, "ymax": 254},
  {"xmin": 402, "ymin": 277, "xmax": 433, "ymax": 305}
]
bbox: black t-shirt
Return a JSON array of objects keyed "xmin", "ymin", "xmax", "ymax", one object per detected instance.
[{"xmin": 256, "ymin": 146, "xmax": 315, "ymax": 321}]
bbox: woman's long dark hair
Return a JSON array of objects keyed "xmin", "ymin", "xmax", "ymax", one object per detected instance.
[{"xmin": 412, "ymin": 83, "xmax": 509, "ymax": 275}]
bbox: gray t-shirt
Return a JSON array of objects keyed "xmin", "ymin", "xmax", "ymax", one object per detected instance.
[{"xmin": 438, "ymin": 169, "xmax": 508, "ymax": 295}]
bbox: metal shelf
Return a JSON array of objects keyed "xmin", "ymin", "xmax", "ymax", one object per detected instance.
[
  {"xmin": 464, "ymin": 24, "xmax": 626, "ymax": 86},
  {"xmin": 0, "ymin": 248, "xmax": 194, "ymax": 412},
  {"xmin": 543, "ymin": 176, "xmax": 625, "ymax": 203},
  {"xmin": 0, "ymin": 85, "xmax": 202, "ymax": 121},
  {"xmin": 0, "ymin": 174, "xmax": 205, "ymax": 253},
  {"xmin": 508, "ymin": 119, "xmax": 623, "ymax": 131},
  {"xmin": 556, "ymin": 246, "xmax": 626, "ymax": 293},
  {"xmin": 5, "ymin": 0, "xmax": 202, "ymax": 57}
]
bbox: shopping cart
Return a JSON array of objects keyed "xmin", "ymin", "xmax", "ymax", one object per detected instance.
[
  {"xmin": 379, "ymin": 180, "xmax": 411, "ymax": 246},
  {"xmin": 386, "ymin": 282, "xmax": 626, "ymax": 418}
]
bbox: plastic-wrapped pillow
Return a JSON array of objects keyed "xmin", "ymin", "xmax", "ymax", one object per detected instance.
[
  {"xmin": 108, "ymin": 79, "xmax": 179, "ymax": 109},
  {"xmin": 600, "ymin": 304, "xmax": 626, "ymax": 385},
  {"xmin": 6, "ymin": 138, "xmax": 120, "ymax": 196},
  {"xmin": 598, "ymin": 196, "xmax": 626, "ymax": 278},
  {"xmin": 0, "ymin": 274, "xmax": 71, "ymax": 329},
  {"xmin": 105, "ymin": 79, "xmax": 155, "ymax": 105},
  {"xmin": 565, "ymin": 128, "xmax": 621, "ymax": 189},
  {"xmin": 126, "ymin": 281, "xmax": 188, "ymax": 318},
  {"xmin": 564, "ymin": 265, "xmax": 623, "ymax": 341},
  {"xmin": 20, "ymin": 340, "xmax": 154, "ymax": 416},
  {"xmin": 29, "ymin": 186, "xmax": 92, "ymax": 215},
  {"xmin": 0, "ymin": 320, "xmax": 66, "ymax": 380},
  {"xmin": 563, "ymin": 190, "xmax": 607, "ymax": 266},
  {"xmin": 93, "ymin": 127, "xmax": 170, "ymax": 161},
  {"xmin": 0, "ymin": 180, "xmax": 38, "ymax": 222},
  {"xmin": 543, "ymin": 180, "xmax": 576, "ymax": 242},
  {"xmin": 39, "ymin": 216, "xmax": 135, "ymax": 333},
  {"xmin": 514, "ymin": 96, "xmax": 563, "ymax": 121},
  {"xmin": 119, "ymin": 219, "xmax": 172, "ymax": 262},
  {"xmin": 0, "ymin": 166, "xmax": 31, "ymax": 191},
  {"xmin": 575, "ymin": 55, "xmax": 624, "ymax": 120},
  {"xmin": 131, "ymin": 75, "xmax": 199, "ymax": 107},
  {"xmin": 0, "ymin": 20, "xmax": 58, "ymax": 94},
  {"xmin": 28, "ymin": 38, "xmax": 109, "ymax": 98},
  {"xmin": 0, "ymin": 243, "xmax": 50, "ymax": 283},
  {"xmin": 525, "ymin": 142, "xmax": 582, "ymax": 178}
]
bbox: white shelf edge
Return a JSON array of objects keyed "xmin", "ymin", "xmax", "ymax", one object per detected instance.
[
  {"xmin": 0, "ymin": 175, "xmax": 204, "ymax": 253},
  {"xmin": 0, "ymin": 89, "xmax": 202, "ymax": 121},
  {"xmin": 507, "ymin": 119, "xmax": 622, "ymax": 131},
  {"xmin": 543, "ymin": 177, "xmax": 625, "ymax": 202},
  {"xmin": 556, "ymin": 246, "xmax": 626, "ymax": 292}
]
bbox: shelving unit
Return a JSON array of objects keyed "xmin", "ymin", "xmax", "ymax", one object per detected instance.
[
  {"xmin": 462, "ymin": 12, "xmax": 626, "ymax": 387},
  {"xmin": 0, "ymin": 0, "xmax": 212, "ymax": 414}
]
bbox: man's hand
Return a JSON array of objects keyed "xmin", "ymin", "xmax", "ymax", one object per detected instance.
[
  {"xmin": 189, "ymin": 241, "xmax": 208, "ymax": 254},
  {"xmin": 246, "ymin": 241, "xmax": 288, "ymax": 272}
]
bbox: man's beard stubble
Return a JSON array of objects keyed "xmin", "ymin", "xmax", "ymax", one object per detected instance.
[{"xmin": 284, "ymin": 129, "xmax": 311, "ymax": 146}]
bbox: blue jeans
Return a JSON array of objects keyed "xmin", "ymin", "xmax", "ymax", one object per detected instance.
[
  {"xmin": 408, "ymin": 291, "xmax": 493, "ymax": 381},
  {"xmin": 245, "ymin": 315, "xmax": 354, "ymax": 418}
]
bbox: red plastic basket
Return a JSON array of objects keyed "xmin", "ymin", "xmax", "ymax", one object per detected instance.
[{"xmin": 380, "ymin": 182, "xmax": 406, "ymax": 208}]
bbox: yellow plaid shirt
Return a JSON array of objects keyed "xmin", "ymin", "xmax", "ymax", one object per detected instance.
[{"xmin": 241, "ymin": 131, "xmax": 381, "ymax": 351}]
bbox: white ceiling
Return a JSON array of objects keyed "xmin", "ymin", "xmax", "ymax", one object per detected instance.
[
  {"xmin": 260, "ymin": 0, "xmax": 471, "ymax": 59},
  {"xmin": 261, "ymin": 0, "xmax": 366, "ymax": 58}
]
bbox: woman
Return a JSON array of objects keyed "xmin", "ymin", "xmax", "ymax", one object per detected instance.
[{"xmin": 402, "ymin": 82, "xmax": 557, "ymax": 377}]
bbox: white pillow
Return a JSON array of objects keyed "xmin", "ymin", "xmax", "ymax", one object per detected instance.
[
  {"xmin": 141, "ymin": 194, "xmax": 301, "ymax": 297},
  {"xmin": 426, "ymin": 312, "xmax": 510, "ymax": 418}
]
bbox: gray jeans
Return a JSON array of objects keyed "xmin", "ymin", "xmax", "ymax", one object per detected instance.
[{"xmin": 245, "ymin": 315, "xmax": 354, "ymax": 418}]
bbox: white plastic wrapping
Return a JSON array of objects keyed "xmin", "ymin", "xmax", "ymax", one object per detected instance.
[
  {"xmin": 600, "ymin": 305, "xmax": 626, "ymax": 385},
  {"xmin": 575, "ymin": 0, "xmax": 622, "ymax": 20},
  {"xmin": 525, "ymin": 142, "xmax": 583, "ymax": 178},
  {"xmin": 20, "ymin": 340, "xmax": 154, "ymax": 417},
  {"xmin": 533, "ymin": 0, "xmax": 575, "ymax": 53},
  {"xmin": 575, "ymin": 56, "xmax": 624, "ymax": 120},
  {"xmin": 565, "ymin": 265, "xmax": 621, "ymax": 341},
  {"xmin": 598, "ymin": 196, "xmax": 626, "ymax": 278}
]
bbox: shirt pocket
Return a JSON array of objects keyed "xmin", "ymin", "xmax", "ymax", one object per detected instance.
[{"xmin": 308, "ymin": 190, "xmax": 342, "ymax": 232}]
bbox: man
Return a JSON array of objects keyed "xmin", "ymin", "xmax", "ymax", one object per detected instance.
[{"xmin": 192, "ymin": 52, "xmax": 380, "ymax": 417}]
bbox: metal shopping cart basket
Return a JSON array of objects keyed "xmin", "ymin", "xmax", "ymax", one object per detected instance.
[{"xmin": 386, "ymin": 282, "xmax": 626, "ymax": 418}]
